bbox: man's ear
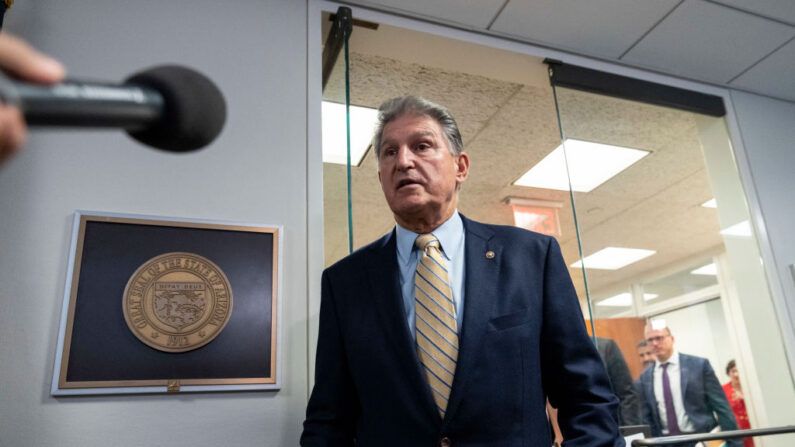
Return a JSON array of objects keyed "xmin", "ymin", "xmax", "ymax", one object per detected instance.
[{"xmin": 455, "ymin": 152, "xmax": 470, "ymax": 184}]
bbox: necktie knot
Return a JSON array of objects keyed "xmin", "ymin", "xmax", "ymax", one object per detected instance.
[
  {"xmin": 415, "ymin": 234, "xmax": 440, "ymax": 252},
  {"xmin": 662, "ymin": 362, "xmax": 670, "ymax": 370}
]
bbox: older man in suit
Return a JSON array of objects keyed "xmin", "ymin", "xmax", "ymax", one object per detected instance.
[
  {"xmin": 639, "ymin": 324, "xmax": 740, "ymax": 446},
  {"xmin": 301, "ymin": 96, "xmax": 623, "ymax": 446}
]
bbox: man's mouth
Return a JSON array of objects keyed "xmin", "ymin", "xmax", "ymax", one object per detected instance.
[{"xmin": 397, "ymin": 179, "xmax": 421, "ymax": 189}]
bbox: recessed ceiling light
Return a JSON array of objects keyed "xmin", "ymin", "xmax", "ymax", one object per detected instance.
[
  {"xmin": 720, "ymin": 220, "xmax": 752, "ymax": 237},
  {"xmin": 701, "ymin": 198, "xmax": 717, "ymax": 208},
  {"xmin": 644, "ymin": 293, "xmax": 659, "ymax": 301},
  {"xmin": 322, "ymin": 101, "xmax": 378, "ymax": 166},
  {"xmin": 651, "ymin": 319, "xmax": 667, "ymax": 330},
  {"xmin": 596, "ymin": 292, "xmax": 659, "ymax": 307},
  {"xmin": 570, "ymin": 247, "xmax": 656, "ymax": 270},
  {"xmin": 691, "ymin": 263, "xmax": 717, "ymax": 276},
  {"xmin": 513, "ymin": 139, "xmax": 649, "ymax": 192},
  {"xmin": 597, "ymin": 293, "xmax": 632, "ymax": 307}
]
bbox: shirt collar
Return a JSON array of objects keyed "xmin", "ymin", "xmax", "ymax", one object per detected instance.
[
  {"xmin": 396, "ymin": 211, "xmax": 463, "ymax": 266},
  {"xmin": 655, "ymin": 350, "xmax": 680, "ymax": 369}
]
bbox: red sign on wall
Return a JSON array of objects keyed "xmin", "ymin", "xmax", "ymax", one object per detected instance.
[{"xmin": 511, "ymin": 203, "xmax": 561, "ymax": 237}]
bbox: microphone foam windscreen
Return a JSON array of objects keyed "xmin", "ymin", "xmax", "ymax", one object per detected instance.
[{"xmin": 125, "ymin": 65, "xmax": 226, "ymax": 152}]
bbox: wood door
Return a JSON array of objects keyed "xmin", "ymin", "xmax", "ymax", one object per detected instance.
[{"xmin": 586, "ymin": 317, "xmax": 648, "ymax": 379}]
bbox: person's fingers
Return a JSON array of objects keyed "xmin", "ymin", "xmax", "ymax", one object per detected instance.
[
  {"xmin": 0, "ymin": 33, "xmax": 65, "ymax": 84},
  {"xmin": 0, "ymin": 104, "xmax": 28, "ymax": 167}
]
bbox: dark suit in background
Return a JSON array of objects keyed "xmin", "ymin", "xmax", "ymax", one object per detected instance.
[
  {"xmin": 302, "ymin": 216, "xmax": 623, "ymax": 446},
  {"xmin": 639, "ymin": 353, "xmax": 740, "ymax": 446},
  {"xmin": 596, "ymin": 337, "xmax": 642, "ymax": 426}
]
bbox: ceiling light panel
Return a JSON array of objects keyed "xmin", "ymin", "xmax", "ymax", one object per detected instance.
[
  {"xmin": 701, "ymin": 198, "xmax": 717, "ymax": 208},
  {"xmin": 691, "ymin": 263, "xmax": 717, "ymax": 276},
  {"xmin": 720, "ymin": 220, "xmax": 752, "ymax": 237},
  {"xmin": 596, "ymin": 292, "xmax": 659, "ymax": 307},
  {"xmin": 571, "ymin": 247, "xmax": 656, "ymax": 270},
  {"xmin": 597, "ymin": 293, "xmax": 632, "ymax": 307},
  {"xmin": 514, "ymin": 139, "xmax": 649, "ymax": 192},
  {"xmin": 322, "ymin": 101, "xmax": 379, "ymax": 166}
]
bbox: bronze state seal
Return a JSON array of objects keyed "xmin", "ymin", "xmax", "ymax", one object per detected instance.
[{"xmin": 122, "ymin": 252, "xmax": 233, "ymax": 353}]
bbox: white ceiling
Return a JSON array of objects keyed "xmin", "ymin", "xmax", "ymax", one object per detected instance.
[{"xmin": 342, "ymin": 0, "xmax": 795, "ymax": 102}]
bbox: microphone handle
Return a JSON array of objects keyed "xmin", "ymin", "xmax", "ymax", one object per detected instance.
[{"xmin": 6, "ymin": 78, "xmax": 164, "ymax": 130}]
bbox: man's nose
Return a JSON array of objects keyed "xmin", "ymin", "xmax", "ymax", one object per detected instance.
[{"xmin": 395, "ymin": 146, "xmax": 414, "ymax": 169}]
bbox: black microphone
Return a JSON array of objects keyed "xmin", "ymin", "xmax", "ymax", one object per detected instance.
[{"xmin": 0, "ymin": 65, "xmax": 226, "ymax": 152}]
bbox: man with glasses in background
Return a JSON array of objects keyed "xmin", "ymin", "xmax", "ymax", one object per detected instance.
[{"xmin": 638, "ymin": 322, "xmax": 741, "ymax": 446}]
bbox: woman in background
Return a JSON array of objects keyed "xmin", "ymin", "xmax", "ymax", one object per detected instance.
[{"xmin": 723, "ymin": 360, "xmax": 754, "ymax": 447}]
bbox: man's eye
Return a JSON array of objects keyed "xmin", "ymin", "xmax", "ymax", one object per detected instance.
[{"xmin": 417, "ymin": 143, "xmax": 430, "ymax": 151}]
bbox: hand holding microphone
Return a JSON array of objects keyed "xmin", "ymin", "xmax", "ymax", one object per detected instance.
[
  {"xmin": 0, "ymin": 33, "xmax": 65, "ymax": 167},
  {"xmin": 0, "ymin": 34, "xmax": 227, "ymax": 170}
]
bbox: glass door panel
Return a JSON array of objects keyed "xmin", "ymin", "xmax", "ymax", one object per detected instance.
[
  {"xmin": 549, "ymin": 83, "xmax": 728, "ymax": 369},
  {"xmin": 549, "ymin": 74, "xmax": 793, "ymax": 441}
]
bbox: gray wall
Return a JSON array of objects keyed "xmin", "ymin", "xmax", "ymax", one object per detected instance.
[
  {"xmin": 731, "ymin": 90, "xmax": 795, "ymax": 338},
  {"xmin": 0, "ymin": 1, "xmax": 308, "ymax": 445}
]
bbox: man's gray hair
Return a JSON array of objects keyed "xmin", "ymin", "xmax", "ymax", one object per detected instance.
[{"xmin": 371, "ymin": 96, "xmax": 464, "ymax": 160}]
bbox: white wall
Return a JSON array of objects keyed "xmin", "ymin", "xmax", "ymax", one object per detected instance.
[{"xmin": 0, "ymin": 1, "xmax": 309, "ymax": 446}]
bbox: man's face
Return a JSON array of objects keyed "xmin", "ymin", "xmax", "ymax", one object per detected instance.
[
  {"xmin": 377, "ymin": 113, "xmax": 469, "ymax": 230},
  {"xmin": 645, "ymin": 327, "xmax": 675, "ymax": 362},
  {"xmin": 638, "ymin": 344, "xmax": 655, "ymax": 368}
]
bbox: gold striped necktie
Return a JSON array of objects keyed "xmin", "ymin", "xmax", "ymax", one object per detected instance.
[{"xmin": 414, "ymin": 233, "xmax": 459, "ymax": 418}]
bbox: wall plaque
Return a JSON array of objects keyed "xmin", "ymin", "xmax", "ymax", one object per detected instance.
[{"xmin": 51, "ymin": 211, "xmax": 281, "ymax": 395}]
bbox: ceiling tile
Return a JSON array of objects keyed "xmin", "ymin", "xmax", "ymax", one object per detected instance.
[
  {"xmin": 622, "ymin": 0, "xmax": 795, "ymax": 83},
  {"xmin": 711, "ymin": 0, "xmax": 795, "ymax": 25},
  {"xmin": 489, "ymin": 0, "xmax": 681, "ymax": 58},
  {"xmin": 730, "ymin": 38, "xmax": 795, "ymax": 101},
  {"xmin": 359, "ymin": 0, "xmax": 507, "ymax": 28}
]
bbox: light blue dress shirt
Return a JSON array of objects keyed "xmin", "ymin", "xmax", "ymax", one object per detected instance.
[{"xmin": 395, "ymin": 211, "xmax": 466, "ymax": 340}]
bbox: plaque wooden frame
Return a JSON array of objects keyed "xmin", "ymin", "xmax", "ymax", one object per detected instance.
[{"xmin": 51, "ymin": 211, "xmax": 282, "ymax": 395}]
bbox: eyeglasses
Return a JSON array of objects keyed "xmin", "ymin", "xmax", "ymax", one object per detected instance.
[{"xmin": 646, "ymin": 335, "xmax": 669, "ymax": 343}]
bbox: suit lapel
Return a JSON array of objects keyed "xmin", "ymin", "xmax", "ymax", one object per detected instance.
[
  {"xmin": 679, "ymin": 354, "xmax": 690, "ymax": 404},
  {"xmin": 443, "ymin": 217, "xmax": 497, "ymax": 424},
  {"xmin": 645, "ymin": 369, "xmax": 661, "ymax": 430},
  {"xmin": 366, "ymin": 230, "xmax": 439, "ymax": 420},
  {"xmin": 640, "ymin": 370, "xmax": 662, "ymax": 436}
]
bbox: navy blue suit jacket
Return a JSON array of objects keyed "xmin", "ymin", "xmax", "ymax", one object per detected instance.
[
  {"xmin": 302, "ymin": 216, "xmax": 622, "ymax": 446},
  {"xmin": 639, "ymin": 353, "xmax": 739, "ymax": 445}
]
